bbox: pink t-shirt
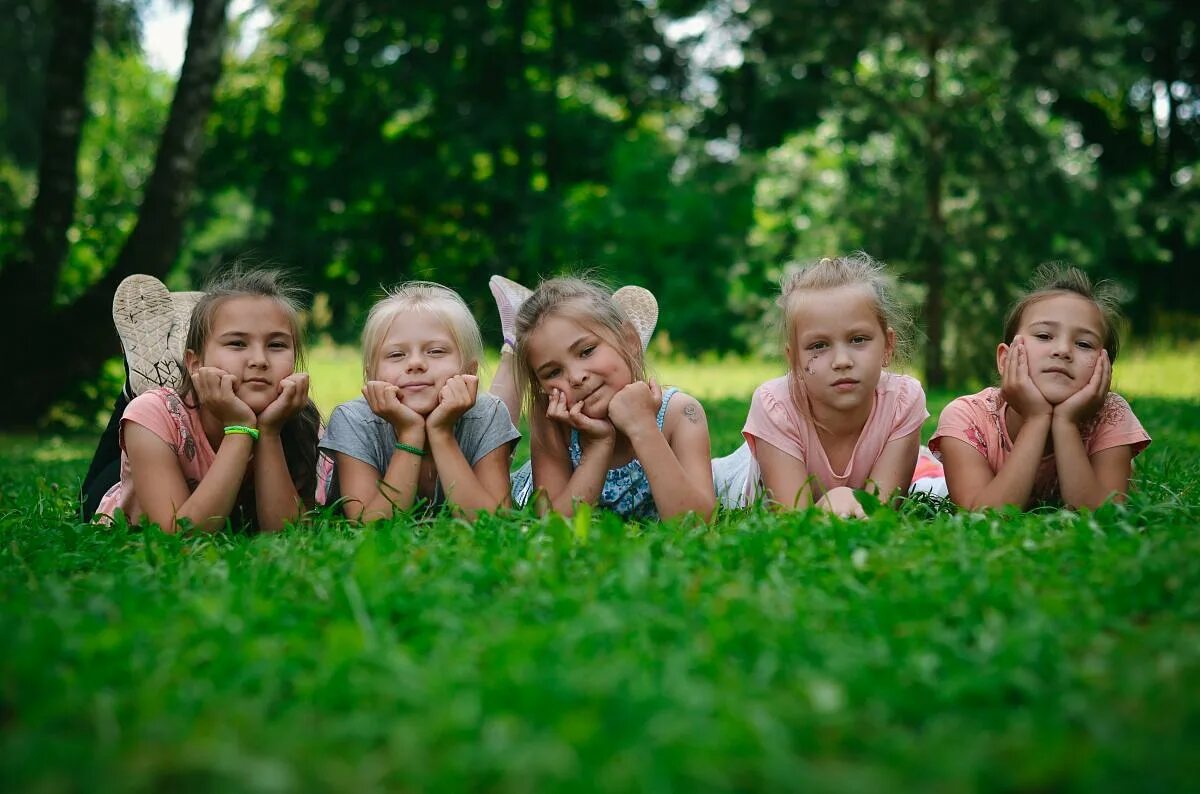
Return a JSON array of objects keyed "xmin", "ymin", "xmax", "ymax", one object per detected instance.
[
  {"xmin": 928, "ymin": 387, "xmax": 1151, "ymax": 505},
  {"xmin": 95, "ymin": 388, "xmax": 217, "ymax": 524},
  {"xmin": 743, "ymin": 372, "xmax": 929, "ymax": 497}
]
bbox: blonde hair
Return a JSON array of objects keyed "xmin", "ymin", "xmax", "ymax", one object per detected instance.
[
  {"xmin": 513, "ymin": 276, "xmax": 646, "ymax": 415},
  {"xmin": 360, "ymin": 282, "xmax": 483, "ymax": 381},
  {"xmin": 1003, "ymin": 262, "xmax": 1122, "ymax": 362},
  {"xmin": 779, "ymin": 252, "xmax": 913, "ymax": 363}
]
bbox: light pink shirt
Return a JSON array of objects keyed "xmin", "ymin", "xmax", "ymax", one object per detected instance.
[
  {"xmin": 929, "ymin": 387, "xmax": 1151, "ymax": 505},
  {"xmin": 743, "ymin": 372, "xmax": 929, "ymax": 497},
  {"xmin": 95, "ymin": 388, "xmax": 217, "ymax": 524}
]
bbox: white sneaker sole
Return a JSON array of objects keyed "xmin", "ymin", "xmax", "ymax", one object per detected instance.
[{"xmin": 112, "ymin": 275, "xmax": 179, "ymax": 396}]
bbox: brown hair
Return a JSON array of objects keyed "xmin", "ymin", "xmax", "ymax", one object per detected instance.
[
  {"xmin": 179, "ymin": 266, "xmax": 321, "ymax": 507},
  {"xmin": 779, "ymin": 252, "xmax": 913, "ymax": 362},
  {"xmin": 513, "ymin": 276, "xmax": 646, "ymax": 417},
  {"xmin": 1003, "ymin": 263, "xmax": 1121, "ymax": 362}
]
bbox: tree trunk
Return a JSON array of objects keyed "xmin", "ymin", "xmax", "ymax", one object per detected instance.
[
  {"xmin": 922, "ymin": 35, "xmax": 947, "ymax": 389},
  {"xmin": 0, "ymin": 0, "xmax": 97, "ymax": 313},
  {"xmin": 0, "ymin": 0, "xmax": 230, "ymax": 428}
]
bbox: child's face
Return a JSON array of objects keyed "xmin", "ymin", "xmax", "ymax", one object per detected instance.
[
  {"xmin": 526, "ymin": 314, "xmax": 634, "ymax": 420},
  {"xmin": 372, "ymin": 311, "xmax": 468, "ymax": 416},
  {"xmin": 1000, "ymin": 293, "xmax": 1105, "ymax": 405},
  {"xmin": 787, "ymin": 285, "xmax": 894, "ymax": 412},
  {"xmin": 190, "ymin": 296, "xmax": 297, "ymax": 415}
]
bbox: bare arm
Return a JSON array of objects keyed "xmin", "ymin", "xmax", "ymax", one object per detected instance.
[
  {"xmin": 335, "ymin": 449, "xmax": 422, "ymax": 522},
  {"xmin": 622, "ymin": 391, "xmax": 715, "ymax": 520},
  {"xmin": 529, "ymin": 396, "xmax": 612, "ymax": 517},
  {"xmin": 754, "ymin": 437, "xmax": 815, "ymax": 510},
  {"xmin": 865, "ymin": 429, "xmax": 921, "ymax": 501},
  {"xmin": 428, "ymin": 430, "xmax": 513, "ymax": 517},
  {"xmin": 1052, "ymin": 424, "xmax": 1134, "ymax": 508},
  {"xmin": 940, "ymin": 417, "xmax": 1050, "ymax": 510},
  {"xmin": 252, "ymin": 374, "xmax": 312, "ymax": 532},
  {"xmin": 1051, "ymin": 351, "xmax": 1129, "ymax": 508},
  {"xmin": 125, "ymin": 423, "xmax": 253, "ymax": 533}
]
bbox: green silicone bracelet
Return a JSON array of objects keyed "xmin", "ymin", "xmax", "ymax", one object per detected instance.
[
  {"xmin": 224, "ymin": 425, "xmax": 260, "ymax": 441},
  {"xmin": 394, "ymin": 441, "xmax": 427, "ymax": 457}
]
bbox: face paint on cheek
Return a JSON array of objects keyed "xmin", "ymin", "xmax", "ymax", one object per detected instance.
[{"xmin": 804, "ymin": 350, "xmax": 825, "ymax": 376}]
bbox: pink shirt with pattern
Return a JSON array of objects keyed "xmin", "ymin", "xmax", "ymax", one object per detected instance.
[
  {"xmin": 742, "ymin": 372, "xmax": 929, "ymax": 497},
  {"xmin": 929, "ymin": 387, "xmax": 1151, "ymax": 505},
  {"xmin": 95, "ymin": 388, "xmax": 217, "ymax": 524}
]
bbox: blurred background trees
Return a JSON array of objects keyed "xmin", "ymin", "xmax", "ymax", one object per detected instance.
[{"xmin": 1, "ymin": 0, "xmax": 1196, "ymax": 426}]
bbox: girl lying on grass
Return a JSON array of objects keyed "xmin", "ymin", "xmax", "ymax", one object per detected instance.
[
  {"xmin": 95, "ymin": 269, "xmax": 321, "ymax": 532},
  {"xmin": 319, "ymin": 283, "xmax": 519, "ymax": 521},
  {"xmin": 713, "ymin": 253, "xmax": 929, "ymax": 517},
  {"xmin": 930, "ymin": 264, "xmax": 1150, "ymax": 510},
  {"xmin": 492, "ymin": 276, "xmax": 716, "ymax": 521}
]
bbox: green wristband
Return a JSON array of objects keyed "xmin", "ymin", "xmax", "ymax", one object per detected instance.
[
  {"xmin": 224, "ymin": 425, "xmax": 260, "ymax": 441},
  {"xmin": 394, "ymin": 441, "xmax": 427, "ymax": 457}
]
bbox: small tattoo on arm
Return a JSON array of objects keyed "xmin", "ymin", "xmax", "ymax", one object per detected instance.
[{"xmin": 684, "ymin": 404, "xmax": 699, "ymax": 424}]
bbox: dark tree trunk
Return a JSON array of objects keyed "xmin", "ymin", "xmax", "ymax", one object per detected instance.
[
  {"xmin": 0, "ymin": 0, "xmax": 230, "ymax": 428},
  {"xmin": 922, "ymin": 35, "xmax": 947, "ymax": 390},
  {"xmin": 0, "ymin": 0, "xmax": 97, "ymax": 312}
]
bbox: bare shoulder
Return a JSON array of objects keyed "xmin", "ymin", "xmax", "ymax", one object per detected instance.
[{"xmin": 664, "ymin": 390, "xmax": 708, "ymax": 433}]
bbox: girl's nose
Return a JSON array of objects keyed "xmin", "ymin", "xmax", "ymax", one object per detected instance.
[{"xmin": 406, "ymin": 354, "xmax": 427, "ymax": 372}]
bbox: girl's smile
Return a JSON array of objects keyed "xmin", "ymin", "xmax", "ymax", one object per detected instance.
[
  {"xmin": 526, "ymin": 314, "xmax": 634, "ymax": 420},
  {"xmin": 371, "ymin": 312, "xmax": 467, "ymax": 416}
]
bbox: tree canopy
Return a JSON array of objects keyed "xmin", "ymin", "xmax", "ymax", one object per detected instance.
[{"xmin": 1, "ymin": 0, "xmax": 1196, "ymax": 424}]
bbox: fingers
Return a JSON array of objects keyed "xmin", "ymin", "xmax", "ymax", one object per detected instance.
[
  {"xmin": 649, "ymin": 377, "xmax": 662, "ymax": 408},
  {"xmin": 545, "ymin": 388, "xmax": 571, "ymax": 424}
]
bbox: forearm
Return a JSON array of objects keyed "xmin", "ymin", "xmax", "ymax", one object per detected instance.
[
  {"xmin": 172, "ymin": 436, "xmax": 254, "ymax": 533},
  {"xmin": 545, "ymin": 447, "xmax": 610, "ymax": 516},
  {"xmin": 253, "ymin": 434, "xmax": 305, "ymax": 533},
  {"xmin": 962, "ymin": 416, "xmax": 1050, "ymax": 509},
  {"xmin": 628, "ymin": 427, "xmax": 715, "ymax": 519},
  {"xmin": 427, "ymin": 430, "xmax": 511, "ymax": 518},
  {"xmin": 1052, "ymin": 420, "xmax": 1119, "ymax": 508},
  {"xmin": 355, "ymin": 450, "xmax": 422, "ymax": 521}
]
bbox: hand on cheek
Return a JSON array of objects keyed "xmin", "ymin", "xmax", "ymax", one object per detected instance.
[
  {"xmin": 546, "ymin": 388, "xmax": 614, "ymax": 444},
  {"xmin": 363, "ymin": 380, "xmax": 424, "ymax": 436},
  {"xmin": 1054, "ymin": 350, "xmax": 1110, "ymax": 425},
  {"xmin": 258, "ymin": 373, "xmax": 310, "ymax": 435},
  {"xmin": 1001, "ymin": 337, "xmax": 1052, "ymax": 418},
  {"xmin": 194, "ymin": 366, "xmax": 256, "ymax": 426}
]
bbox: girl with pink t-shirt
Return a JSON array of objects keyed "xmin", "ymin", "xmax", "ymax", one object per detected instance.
[
  {"xmin": 714, "ymin": 253, "xmax": 929, "ymax": 516},
  {"xmin": 930, "ymin": 264, "xmax": 1150, "ymax": 510},
  {"xmin": 95, "ymin": 269, "xmax": 321, "ymax": 532}
]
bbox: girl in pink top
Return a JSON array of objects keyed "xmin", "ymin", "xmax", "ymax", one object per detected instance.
[
  {"xmin": 721, "ymin": 253, "xmax": 928, "ymax": 516},
  {"xmin": 930, "ymin": 264, "xmax": 1150, "ymax": 510},
  {"xmin": 96, "ymin": 269, "xmax": 321, "ymax": 532}
]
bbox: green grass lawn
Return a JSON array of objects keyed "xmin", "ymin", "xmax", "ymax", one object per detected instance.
[{"xmin": 2, "ymin": 350, "xmax": 1199, "ymax": 791}]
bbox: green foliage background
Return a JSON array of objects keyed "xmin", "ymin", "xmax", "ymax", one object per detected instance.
[{"xmin": 3, "ymin": 0, "xmax": 1197, "ymax": 396}]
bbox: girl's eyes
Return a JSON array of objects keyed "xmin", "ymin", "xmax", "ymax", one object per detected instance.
[
  {"xmin": 807, "ymin": 341, "xmax": 828, "ymax": 351},
  {"xmin": 850, "ymin": 335, "xmax": 869, "ymax": 345},
  {"xmin": 1076, "ymin": 340, "xmax": 1095, "ymax": 350},
  {"xmin": 581, "ymin": 345, "xmax": 596, "ymax": 358},
  {"xmin": 269, "ymin": 341, "xmax": 290, "ymax": 350},
  {"xmin": 1033, "ymin": 332, "xmax": 1052, "ymax": 341},
  {"xmin": 427, "ymin": 348, "xmax": 446, "ymax": 356},
  {"xmin": 543, "ymin": 368, "xmax": 562, "ymax": 380}
]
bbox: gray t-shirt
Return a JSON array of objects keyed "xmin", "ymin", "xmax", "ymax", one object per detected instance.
[{"xmin": 319, "ymin": 393, "xmax": 520, "ymax": 507}]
